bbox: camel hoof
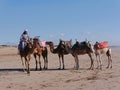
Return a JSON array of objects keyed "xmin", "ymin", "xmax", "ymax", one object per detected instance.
[
  {"xmin": 91, "ymin": 68, "xmax": 94, "ymax": 70},
  {"xmin": 44, "ymin": 67, "xmax": 47, "ymax": 70},
  {"xmin": 62, "ymin": 66, "xmax": 65, "ymax": 70},
  {"xmin": 43, "ymin": 67, "xmax": 45, "ymax": 70},
  {"xmin": 75, "ymin": 67, "xmax": 79, "ymax": 70},
  {"xmin": 96, "ymin": 66, "xmax": 99, "ymax": 69},
  {"xmin": 58, "ymin": 68, "xmax": 61, "ymax": 70},
  {"xmin": 27, "ymin": 73, "xmax": 30, "ymax": 76},
  {"xmin": 106, "ymin": 66, "xmax": 109, "ymax": 69},
  {"xmin": 39, "ymin": 68, "xmax": 42, "ymax": 70},
  {"xmin": 22, "ymin": 69, "xmax": 25, "ymax": 72},
  {"xmin": 27, "ymin": 71, "xmax": 30, "ymax": 75},
  {"xmin": 87, "ymin": 68, "xmax": 91, "ymax": 70},
  {"xmin": 45, "ymin": 67, "xmax": 48, "ymax": 70}
]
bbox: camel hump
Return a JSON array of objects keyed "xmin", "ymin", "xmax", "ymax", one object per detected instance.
[{"xmin": 80, "ymin": 41, "xmax": 87, "ymax": 45}]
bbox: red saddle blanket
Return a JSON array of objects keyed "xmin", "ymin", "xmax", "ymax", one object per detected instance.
[
  {"xmin": 95, "ymin": 41, "xmax": 109, "ymax": 49},
  {"xmin": 41, "ymin": 41, "xmax": 46, "ymax": 47}
]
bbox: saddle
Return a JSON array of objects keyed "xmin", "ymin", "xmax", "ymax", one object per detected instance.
[
  {"xmin": 40, "ymin": 41, "xmax": 46, "ymax": 47},
  {"xmin": 95, "ymin": 41, "xmax": 109, "ymax": 49},
  {"xmin": 72, "ymin": 41, "xmax": 88, "ymax": 50}
]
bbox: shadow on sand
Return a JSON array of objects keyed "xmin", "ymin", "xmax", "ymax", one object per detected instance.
[
  {"xmin": 0, "ymin": 68, "xmax": 73, "ymax": 73},
  {"xmin": 0, "ymin": 67, "xmax": 90, "ymax": 74}
]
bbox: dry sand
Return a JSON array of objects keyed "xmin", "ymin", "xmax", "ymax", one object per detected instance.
[{"xmin": 0, "ymin": 46, "xmax": 120, "ymax": 90}]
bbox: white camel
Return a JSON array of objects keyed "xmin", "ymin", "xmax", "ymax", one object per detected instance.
[{"xmin": 94, "ymin": 41, "xmax": 112, "ymax": 69}]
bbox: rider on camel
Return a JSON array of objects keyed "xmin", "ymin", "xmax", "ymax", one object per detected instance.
[{"xmin": 20, "ymin": 29, "xmax": 30, "ymax": 51}]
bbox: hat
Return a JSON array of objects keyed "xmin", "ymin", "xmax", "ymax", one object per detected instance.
[
  {"xmin": 23, "ymin": 29, "xmax": 28, "ymax": 34},
  {"xmin": 24, "ymin": 29, "xmax": 28, "ymax": 32}
]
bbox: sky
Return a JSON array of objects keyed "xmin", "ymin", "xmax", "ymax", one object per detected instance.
[{"xmin": 0, "ymin": 0, "xmax": 120, "ymax": 45}]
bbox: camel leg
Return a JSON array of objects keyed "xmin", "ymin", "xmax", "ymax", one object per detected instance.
[
  {"xmin": 21, "ymin": 57, "xmax": 25, "ymax": 72},
  {"xmin": 91, "ymin": 54, "xmax": 94, "ymax": 69},
  {"xmin": 27, "ymin": 57, "xmax": 30, "ymax": 74},
  {"xmin": 24, "ymin": 57, "xmax": 27, "ymax": 71},
  {"xmin": 74, "ymin": 56, "xmax": 77, "ymax": 69},
  {"xmin": 34, "ymin": 54, "xmax": 38, "ymax": 70},
  {"xmin": 96, "ymin": 55, "xmax": 99, "ymax": 69},
  {"xmin": 73, "ymin": 56, "xmax": 76, "ymax": 69},
  {"xmin": 58, "ymin": 54, "xmax": 61, "ymax": 69},
  {"xmin": 72, "ymin": 54, "xmax": 75, "ymax": 69},
  {"xmin": 106, "ymin": 55, "xmax": 112, "ymax": 69},
  {"xmin": 42, "ymin": 53, "xmax": 48, "ymax": 70},
  {"xmin": 38, "ymin": 55, "xmax": 42, "ymax": 70},
  {"xmin": 26, "ymin": 58, "xmax": 30, "ymax": 74},
  {"xmin": 76, "ymin": 55, "xmax": 79, "ymax": 70},
  {"xmin": 42, "ymin": 56, "xmax": 45, "ymax": 70},
  {"xmin": 74, "ymin": 55, "xmax": 79, "ymax": 70},
  {"xmin": 95, "ymin": 54, "xmax": 101, "ymax": 70},
  {"xmin": 25, "ymin": 57, "xmax": 30, "ymax": 74},
  {"xmin": 109, "ymin": 54, "xmax": 112, "ymax": 69},
  {"xmin": 98, "ymin": 55, "xmax": 102, "ymax": 70},
  {"xmin": 106, "ymin": 50, "xmax": 112, "ymax": 68},
  {"xmin": 106, "ymin": 55, "xmax": 110, "ymax": 68},
  {"xmin": 46, "ymin": 56, "xmax": 48, "ymax": 69},
  {"xmin": 45, "ymin": 49, "xmax": 48, "ymax": 69},
  {"xmin": 72, "ymin": 54, "xmax": 76, "ymax": 69},
  {"xmin": 110, "ymin": 58, "xmax": 112, "ymax": 68},
  {"xmin": 88, "ymin": 53, "xmax": 94, "ymax": 70},
  {"xmin": 61, "ymin": 54, "xmax": 65, "ymax": 69},
  {"xmin": 108, "ymin": 49, "xmax": 112, "ymax": 68}
]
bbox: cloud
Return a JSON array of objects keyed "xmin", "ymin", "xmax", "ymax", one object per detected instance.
[
  {"xmin": 82, "ymin": 31, "xmax": 91, "ymax": 35},
  {"xmin": 48, "ymin": 33, "xmax": 66, "ymax": 40},
  {"xmin": 49, "ymin": 35, "xmax": 54, "ymax": 38},
  {"xmin": 60, "ymin": 33, "xmax": 65, "ymax": 37}
]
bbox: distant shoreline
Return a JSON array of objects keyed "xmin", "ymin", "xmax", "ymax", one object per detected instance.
[
  {"xmin": 0, "ymin": 45, "xmax": 17, "ymax": 48},
  {"xmin": 110, "ymin": 46, "xmax": 120, "ymax": 50},
  {"xmin": 0, "ymin": 45, "xmax": 120, "ymax": 50}
]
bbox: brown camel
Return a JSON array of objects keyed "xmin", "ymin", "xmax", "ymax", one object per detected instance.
[
  {"xmin": 33, "ymin": 38, "xmax": 48, "ymax": 70},
  {"xmin": 46, "ymin": 39, "xmax": 72, "ymax": 69},
  {"xmin": 18, "ymin": 41, "xmax": 34, "ymax": 74},
  {"xmin": 61, "ymin": 39, "xmax": 72, "ymax": 48},
  {"xmin": 71, "ymin": 40, "xmax": 95, "ymax": 70},
  {"xmin": 94, "ymin": 41, "xmax": 112, "ymax": 69}
]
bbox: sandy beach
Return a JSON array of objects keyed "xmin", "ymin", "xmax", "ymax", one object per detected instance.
[{"xmin": 0, "ymin": 46, "xmax": 120, "ymax": 90}]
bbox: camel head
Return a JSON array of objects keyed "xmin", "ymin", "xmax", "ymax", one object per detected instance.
[
  {"xmin": 46, "ymin": 41, "xmax": 54, "ymax": 46},
  {"xmin": 46, "ymin": 41, "xmax": 54, "ymax": 52},
  {"xmin": 86, "ymin": 41, "xmax": 95, "ymax": 53},
  {"xmin": 26, "ymin": 42, "xmax": 33, "ymax": 49},
  {"xmin": 59, "ymin": 39, "xmax": 72, "ymax": 48}
]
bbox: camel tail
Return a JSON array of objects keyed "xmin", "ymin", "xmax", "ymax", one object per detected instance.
[{"xmin": 107, "ymin": 48, "xmax": 112, "ymax": 57}]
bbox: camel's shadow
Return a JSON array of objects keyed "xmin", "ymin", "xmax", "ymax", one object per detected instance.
[
  {"xmin": 0, "ymin": 67, "xmax": 91, "ymax": 74},
  {"xmin": 0, "ymin": 68, "xmax": 70, "ymax": 72}
]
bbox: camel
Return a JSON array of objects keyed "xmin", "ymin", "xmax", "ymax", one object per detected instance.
[
  {"xmin": 18, "ymin": 41, "xmax": 34, "ymax": 74},
  {"xmin": 70, "ymin": 40, "xmax": 95, "ymax": 70},
  {"xmin": 46, "ymin": 39, "xmax": 72, "ymax": 69},
  {"xmin": 61, "ymin": 39, "xmax": 72, "ymax": 48},
  {"xmin": 94, "ymin": 41, "xmax": 112, "ymax": 69},
  {"xmin": 33, "ymin": 38, "xmax": 48, "ymax": 70}
]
